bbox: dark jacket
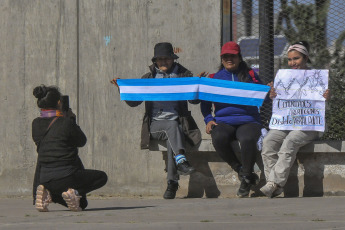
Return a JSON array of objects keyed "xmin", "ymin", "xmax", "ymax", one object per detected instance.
[
  {"xmin": 32, "ymin": 116, "xmax": 86, "ymax": 203},
  {"xmin": 126, "ymin": 63, "xmax": 201, "ymax": 149},
  {"xmin": 201, "ymin": 68, "xmax": 263, "ymax": 126},
  {"xmin": 32, "ymin": 117, "xmax": 87, "ymax": 163}
]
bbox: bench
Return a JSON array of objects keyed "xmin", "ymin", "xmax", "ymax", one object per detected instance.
[
  {"xmin": 149, "ymin": 139, "xmax": 345, "ymax": 153},
  {"xmin": 149, "ymin": 139, "xmax": 345, "ymax": 197}
]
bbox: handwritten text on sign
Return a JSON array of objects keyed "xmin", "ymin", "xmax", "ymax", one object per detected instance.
[{"xmin": 269, "ymin": 69, "xmax": 328, "ymax": 132}]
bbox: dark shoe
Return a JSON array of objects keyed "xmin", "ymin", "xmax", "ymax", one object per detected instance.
[
  {"xmin": 237, "ymin": 177, "xmax": 252, "ymax": 198},
  {"xmin": 177, "ymin": 160, "xmax": 196, "ymax": 175},
  {"xmin": 237, "ymin": 174, "xmax": 259, "ymax": 198},
  {"xmin": 163, "ymin": 181, "xmax": 179, "ymax": 199}
]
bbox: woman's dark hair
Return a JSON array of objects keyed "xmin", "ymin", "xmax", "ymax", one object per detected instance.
[
  {"xmin": 33, "ymin": 85, "xmax": 61, "ymax": 109},
  {"xmin": 218, "ymin": 53, "xmax": 252, "ymax": 83},
  {"xmin": 290, "ymin": 40, "xmax": 311, "ymax": 63},
  {"xmin": 292, "ymin": 41, "xmax": 310, "ymax": 52}
]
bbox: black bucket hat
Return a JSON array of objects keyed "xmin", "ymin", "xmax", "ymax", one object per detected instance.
[{"xmin": 151, "ymin": 42, "xmax": 179, "ymax": 62}]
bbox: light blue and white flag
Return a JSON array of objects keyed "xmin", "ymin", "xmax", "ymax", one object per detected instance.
[
  {"xmin": 198, "ymin": 77, "xmax": 269, "ymax": 106},
  {"xmin": 117, "ymin": 77, "xmax": 199, "ymax": 101},
  {"xmin": 117, "ymin": 77, "xmax": 270, "ymax": 107}
]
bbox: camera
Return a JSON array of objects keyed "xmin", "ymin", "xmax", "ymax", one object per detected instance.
[{"xmin": 61, "ymin": 95, "xmax": 69, "ymax": 112}]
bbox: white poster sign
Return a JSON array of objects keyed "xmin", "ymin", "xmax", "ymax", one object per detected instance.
[{"xmin": 269, "ymin": 69, "xmax": 328, "ymax": 132}]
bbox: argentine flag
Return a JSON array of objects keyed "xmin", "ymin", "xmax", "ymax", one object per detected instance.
[{"xmin": 117, "ymin": 77, "xmax": 270, "ymax": 107}]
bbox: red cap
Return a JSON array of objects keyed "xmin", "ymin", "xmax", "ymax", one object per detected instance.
[{"xmin": 220, "ymin": 41, "xmax": 241, "ymax": 56}]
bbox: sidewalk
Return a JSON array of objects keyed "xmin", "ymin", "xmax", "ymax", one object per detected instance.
[{"xmin": 1, "ymin": 196, "xmax": 345, "ymax": 230}]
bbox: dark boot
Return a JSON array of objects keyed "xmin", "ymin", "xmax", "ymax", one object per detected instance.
[
  {"xmin": 177, "ymin": 160, "xmax": 195, "ymax": 175},
  {"xmin": 163, "ymin": 180, "xmax": 179, "ymax": 199},
  {"xmin": 237, "ymin": 173, "xmax": 259, "ymax": 198}
]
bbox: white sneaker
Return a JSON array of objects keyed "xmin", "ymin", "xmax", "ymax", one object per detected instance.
[
  {"xmin": 62, "ymin": 188, "xmax": 82, "ymax": 211},
  {"xmin": 35, "ymin": 185, "xmax": 52, "ymax": 212},
  {"xmin": 272, "ymin": 186, "xmax": 284, "ymax": 198},
  {"xmin": 260, "ymin": 181, "xmax": 280, "ymax": 198}
]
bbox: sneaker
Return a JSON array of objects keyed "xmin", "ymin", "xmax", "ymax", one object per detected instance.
[
  {"xmin": 35, "ymin": 185, "xmax": 52, "ymax": 212},
  {"xmin": 237, "ymin": 176, "xmax": 252, "ymax": 198},
  {"xmin": 177, "ymin": 160, "xmax": 195, "ymax": 175},
  {"xmin": 62, "ymin": 188, "xmax": 82, "ymax": 211},
  {"xmin": 163, "ymin": 180, "xmax": 179, "ymax": 199},
  {"xmin": 272, "ymin": 186, "xmax": 284, "ymax": 198},
  {"xmin": 260, "ymin": 181, "xmax": 282, "ymax": 198}
]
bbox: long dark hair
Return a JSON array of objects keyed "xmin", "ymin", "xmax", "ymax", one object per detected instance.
[
  {"xmin": 218, "ymin": 53, "xmax": 252, "ymax": 83},
  {"xmin": 33, "ymin": 85, "xmax": 61, "ymax": 109}
]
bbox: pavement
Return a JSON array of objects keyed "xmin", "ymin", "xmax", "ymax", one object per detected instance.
[{"xmin": 1, "ymin": 196, "xmax": 345, "ymax": 230}]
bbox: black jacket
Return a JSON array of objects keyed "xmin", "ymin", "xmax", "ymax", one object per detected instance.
[
  {"xmin": 32, "ymin": 116, "xmax": 86, "ymax": 203},
  {"xmin": 32, "ymin": 117, "xmax": 86, "ymax": 163},
  {"xmin": 126, "ymin": 63, "xmax": 201, "ymax": 149}
]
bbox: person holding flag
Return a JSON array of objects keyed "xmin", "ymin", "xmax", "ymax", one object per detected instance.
[
  {"xmin": 200, "ymin": 41, "xmax": 265, "ymax": 198},
  {"xmin": 111, "ymin": 42, "xmax": 201, "ymax": 199}
]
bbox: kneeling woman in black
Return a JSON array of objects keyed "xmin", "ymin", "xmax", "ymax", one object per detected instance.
[{"xmin": 32, "ymin": 85, "xmax": 107, "ymax": 212}]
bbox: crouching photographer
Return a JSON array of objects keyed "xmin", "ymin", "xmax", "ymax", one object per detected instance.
[{"xmin": 32, "ymin": 85, "xmax": 107, "ymax": 212}]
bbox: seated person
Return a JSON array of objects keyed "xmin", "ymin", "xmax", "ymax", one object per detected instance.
[
  {"xmin": 111, "ymin": 42, "xmax": 201, "ymax": 199},
  {"xmin": 260, "ymin": 41, "xmax": 330, "ymax": 198},
  {"xmin": 200, "ymin": 41, "xmax": 264, "ymax": 197}
]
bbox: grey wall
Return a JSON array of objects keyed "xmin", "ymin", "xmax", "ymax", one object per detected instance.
[
  {"xmin": 0, "ymin": 0, "xmax": 78, "ymax": 195},
  {"xmin": 0, "ymin": 0, "xmax": 220, "ymax": 196}
]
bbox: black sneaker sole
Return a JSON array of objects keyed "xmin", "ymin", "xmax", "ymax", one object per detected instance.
[
  {"xmin": 237, "ymin": 184, "xmax": 253, "ymax": 198},
  {"xmin": 237, "ymin": 186, "xmax": 251, "ymax": 197},
  {"xmin": 177, "ymin": 168, "xmax": 196, "ymax": 176},
  {"xmin": 236, "ymin": 193, "xmax": 250, "ymax": 198},
  {"xmin": 163, "ymin": 194, "xmax": 176, "ymax": 199}
]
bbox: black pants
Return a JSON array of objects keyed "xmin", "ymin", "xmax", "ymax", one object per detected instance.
[
  {"xmin": 43, "ymin": 169, "xmax": 107, "ymax": 209},
  {"xmin": 211, "ymin": 122, "xmax": 262, "ymax": 177}
]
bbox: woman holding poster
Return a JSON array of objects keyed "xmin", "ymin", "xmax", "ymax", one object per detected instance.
[
  {"xmin": 260, "ymin": 41, "xmax": 330, "ymax": 198},
  {"xmin": 201, "ymin": 41, "xmax": 264, "ymax": 198}
]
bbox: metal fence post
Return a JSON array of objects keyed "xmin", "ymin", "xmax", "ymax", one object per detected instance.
[{"xmin": 259, "ymin": 0, "xmax": 274, "ymax": 83}]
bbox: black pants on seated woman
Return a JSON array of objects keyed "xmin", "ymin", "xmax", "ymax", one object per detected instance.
[
  {"xmin": 201, "ymin": 41, "xmax": 265, "ymax": 197},
  {"xmin": 211, "ymin": 122, "xmax": 262, "ymax": 178}
]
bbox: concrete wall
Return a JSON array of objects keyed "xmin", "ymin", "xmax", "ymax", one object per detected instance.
[
  {"xmin": 0, "ymin": 0, "xmax": 220, "ymax": 196},
  {"xmin": 0, "ymin": 0, "xmax": 78, "ymax": 195}
]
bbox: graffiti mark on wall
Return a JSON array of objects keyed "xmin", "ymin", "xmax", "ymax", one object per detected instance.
[{"xmin": 104, "ymin": 36, "xmax": 112, "ymax": 46}]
